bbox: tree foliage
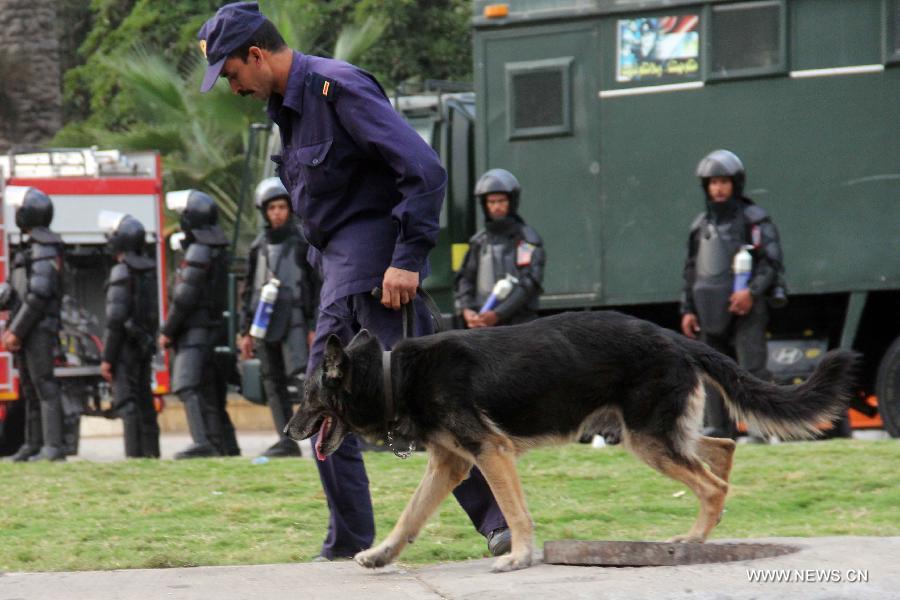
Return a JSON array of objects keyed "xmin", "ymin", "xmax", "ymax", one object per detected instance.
[{"xmin": 51, "ymin": 0, "xmax": 473, "ymax": 254}]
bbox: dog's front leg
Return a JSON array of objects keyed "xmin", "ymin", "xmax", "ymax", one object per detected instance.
[
  {"xmin": 475, "ymin": 440, "xmax": 534, "ymax": 572},
  {"xmin": 355, "ymin": 447, "xmax": 471, "ymax": 569}
]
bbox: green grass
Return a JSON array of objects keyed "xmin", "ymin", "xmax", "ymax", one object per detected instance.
[{"xmin": 1, "ymin": 440, "xmax": 898, "ymax": 572}]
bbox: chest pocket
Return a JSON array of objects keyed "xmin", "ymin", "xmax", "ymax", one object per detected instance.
[{"xmin": 294, "ymin": 138, "xmax": 343, "ymax": 197}]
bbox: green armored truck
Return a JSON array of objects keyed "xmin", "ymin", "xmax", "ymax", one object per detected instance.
[{"xmin": 419, "ymin": 0, "xmax": 900, "ymax": 435}]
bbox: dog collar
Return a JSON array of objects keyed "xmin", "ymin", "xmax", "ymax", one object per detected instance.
[{"xmin": 382, "ymin": 350, "xmax": 415, "ymax": 459}]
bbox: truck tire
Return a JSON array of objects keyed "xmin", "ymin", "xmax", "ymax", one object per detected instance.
[{"xmin": 876, "ymin": 336, "xmax": 900, "ymax": 438}]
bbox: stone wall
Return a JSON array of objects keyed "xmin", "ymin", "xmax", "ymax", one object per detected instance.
[{"xmin": 0, "ymin": 0, "xmax": 61, "ymax": 153}]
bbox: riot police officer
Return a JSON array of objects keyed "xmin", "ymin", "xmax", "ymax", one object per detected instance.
[
  {"xmin": 680, "ymin": 150, "xmax": 785, "ymax": 438},
  {"xmin": 99, "ymin": 213, "xmax": 160, "ymax": 458},
  {"xmin": 2, "ymin": 187, "xmax": 66, "ymax": 462},
  {"xmin": 455, "ymin": 169, "xmax": 546, "ymax": 328},
  {"xmin": 160, "ymin": 190, "xmax": 233, "ymax": 459},
  {"xmin": 239, "ymin": 177, "xmax": 318, "ymax": 457}
]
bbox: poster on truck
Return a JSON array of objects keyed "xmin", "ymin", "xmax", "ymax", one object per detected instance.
[{"xmin": 617, "ymin": 15, "xmax": 700, "ymax": 82}]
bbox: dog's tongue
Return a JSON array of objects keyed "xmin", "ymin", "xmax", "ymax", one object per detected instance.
[{"xmin": 315, "ymin": 417, "xmax": 331, "ymax": 461}]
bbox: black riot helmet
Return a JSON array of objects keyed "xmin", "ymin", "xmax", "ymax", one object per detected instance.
[
  {"xmin": 167, "ymin": 189, "xmax": 218, "ymax": 233},
  {"xmin": 109, "ymin": 215, "xmax": 146, "ymax": 254},
  {"xmin": 474, "ymin": 168, "xmax": 521, "ymax": 218},
  {"xmin": 696, "ymin": 149, "xmax": 745, "ymax": 195},
  {"xmin": 13, "ymin": 187, "xmax": 54, "ymax": 230},
  {"xmin": 253, "ymin": 177, "xmax": 291, "ymax": 223}
]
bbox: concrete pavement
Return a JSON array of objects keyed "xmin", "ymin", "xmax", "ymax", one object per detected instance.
[{"xmin": 1, "ymin": 537, "xmax": 897, "ymax": 599}]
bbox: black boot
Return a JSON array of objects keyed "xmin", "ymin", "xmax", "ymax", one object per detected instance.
[
  {"xmin": 7, "ymin": 444, "xmax": 41, "ymax": 462},
  {"xmin": 262, "ymin": 437, "xmax": 302, "ymax": 458},
  {"xmin": 28, "ymin": 446, "xmax": 66, "ymax": 462},
  {"xmin": 174, "ymin": 443, "xmax": 221, "ymax": 459},
  {"xmin": 487, "ymin": 527, "xmax": 512, "ymax": 556}
]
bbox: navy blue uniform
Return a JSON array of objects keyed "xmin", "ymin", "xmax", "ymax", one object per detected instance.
[{"xmin": 268, "ymin": 51, "xmax": 505, "ymax": 558}]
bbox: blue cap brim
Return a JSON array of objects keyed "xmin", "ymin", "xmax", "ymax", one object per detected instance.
[{"xmin": 201, "ymin": 56, "xmax": 227, "ymax": 93}]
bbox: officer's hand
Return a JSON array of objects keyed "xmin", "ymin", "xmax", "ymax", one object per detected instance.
[
  {"xmin": 681, "ymin": 313, "xmax": 700, "ymax": 339},
  {"xmin": 2, "ymin": 331, "xmax": 20, "ymax": 351},
  {"xmin": 381, "ymin": 267, "xmax": 418, "ymax": 310},
  {"xmin": 462, "ymin": 309, "xmax": 480, "ymax": 329},
  {"xmin": 100, "ymin": 361, "xmax": 113, "ymax": 383},
  {"xmin": 307, "ymin": 330, "xmax": 316, "ymax": 348},
  {"xmin": 479, "ymin": 310, "xmax": 499, "ymax": 327},
  {"xmin": 158, "ymin": 334, "xmax": 172, "ymax": 350},
  {"xmin": 729, "ymin": 289, "xmax": 753, "ymax": 316},
  {"xmin": 239, "ymin": 335, "xmax": 254, "ymax": 360}
]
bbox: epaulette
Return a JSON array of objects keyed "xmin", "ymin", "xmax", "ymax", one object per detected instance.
[
  {"xmin": 307, "ymin": 72, "xmax": 338, "ymax": 103},
  {"xmin": 28, "ymin": 227, "xmax": 64, "ymax": 245},
  {"xmin": 468, "ymin": 228, "xmax": 488, "ymax": 244},
  {"xmin": 689, "ymin": 212, "xmax": 706, "ymax": 232},
  {"xmin": 122, "ymin": 253, "xmax": 155, "ymax": 271},
  {"xmin": 743, "ymin": 203, "xmax": 769, "ymax": 224},
  {"xmin": 191, "ymin": 226, "xmax": 229, "ymax": 247},
  {"xmin": 519, "ymin": 224, "xmax": 543, "ymax": 246}
]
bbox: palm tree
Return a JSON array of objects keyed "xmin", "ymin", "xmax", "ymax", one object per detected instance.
[{"xmin": 83, "ymin": 10, "xmax": 386, "ymax": 254}]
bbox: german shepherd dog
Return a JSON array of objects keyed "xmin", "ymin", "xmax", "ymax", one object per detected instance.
[{"xmin": 285, "ymin": 311, "xmax": 858, "ymax": 572}]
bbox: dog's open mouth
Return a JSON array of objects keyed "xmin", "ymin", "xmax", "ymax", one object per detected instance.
[{"xmin": 315, "ymin": 416, "xmax": 332, "ymax": 461}]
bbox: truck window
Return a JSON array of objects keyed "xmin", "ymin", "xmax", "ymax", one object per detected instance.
[
  {"xmin": 890, "ymin": 0, "xmax": 900, "ymax": 63},
  {"xmin": 506, "ymin": 57, "xmax": 573, "ymax": 139},
  {"xmin": 710, "ymin": 1, "xmax": 784, "ymax": 79}
]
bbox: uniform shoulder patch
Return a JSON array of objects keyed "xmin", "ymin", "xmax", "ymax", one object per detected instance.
[
  {"xmin": 743, "ymin": 203, "xmax": 769, "ymax": 224},
  {"xmin": 307, "ymin": 72, "xmax": 339, "ymax": 103},
  {"xmin": 519, "ymin": 225, "xmax": 543, "ymax": 246}
]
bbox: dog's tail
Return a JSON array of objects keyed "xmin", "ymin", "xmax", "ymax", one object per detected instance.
[{"xmin": 681, "ymin": 337, "xmax": 860, "ymax": 439}]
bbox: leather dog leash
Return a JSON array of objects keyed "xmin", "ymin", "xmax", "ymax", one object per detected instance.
[{"xmin": 370, "ymin": 286, "xmax": 444, "ymax": 458}]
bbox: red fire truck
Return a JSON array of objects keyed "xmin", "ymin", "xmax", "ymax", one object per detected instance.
[{"xmin": 0, "ymin": 148, "xmax": 170, "ymax": 454}]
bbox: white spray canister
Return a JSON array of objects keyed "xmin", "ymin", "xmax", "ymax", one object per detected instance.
[
  {"xmin": 732, "ymin": 245, "xmax": 753, "ymax": 293},
  {"xmin": 250, "ymin": 279, "xmax": 280, "ymax": 339}
]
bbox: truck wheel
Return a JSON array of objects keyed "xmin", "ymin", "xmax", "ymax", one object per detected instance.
[{"xmin": 876, "ymin": 336, "xmax": 900, "ymax": 438}]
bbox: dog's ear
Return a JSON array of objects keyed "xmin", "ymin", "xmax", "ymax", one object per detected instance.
[
  {"xmin": 323, "ymin": 334, "xmax": 349, "ymax": 383},
  {"xmin": 347, "ymin": 329, "xmax": 371, "ymax": 350}
]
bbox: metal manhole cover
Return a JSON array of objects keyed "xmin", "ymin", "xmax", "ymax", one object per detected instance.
[{"xmin": 543, "ymin": 540, "xmax": 800, "ymax": 567}]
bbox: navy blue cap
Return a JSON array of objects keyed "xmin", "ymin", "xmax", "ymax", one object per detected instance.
[{"xmin": 197, "ymin": 2, "xmax": 267, "ymax": 92}]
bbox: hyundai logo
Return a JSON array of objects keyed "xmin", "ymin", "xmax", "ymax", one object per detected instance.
[{"xmin": 772, "ymin": 346, "xmax": 804, "ymax": 365}]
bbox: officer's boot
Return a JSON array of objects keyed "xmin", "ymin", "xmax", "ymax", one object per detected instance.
[
  {"xmin": 121, "ymin": 410, "xmax": 143, "ymax": 458},
  {"xmin": 140, "ymin": 421, "xmax": 161, "ymax": 459},
  {"xmin": 702, "ymin": 391, "xmax": 737, "ymax": 439},
  {"xmin": 175, "ymin": 388, "xmax": 220, "ymax": 459},
  {"xmin": 263, "ymin": 391, "xmax": 301, "ymax": 457},
  {"xmin": 30, "ymin": 396, "xmax": 66, "ymax": 462},
  {"xmin": 8, "ymin": 404, "xmax": 42, "ymax": 462}
]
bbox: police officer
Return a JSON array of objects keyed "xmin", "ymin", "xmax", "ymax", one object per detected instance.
[
  {"xmin": 455, "ymin": 169, "xmax": 545, "ymax": 328},
  {"xmin": 99, "ymin": 213, "xmax": 160, "ymax": 458},
  {"xmin": 680, "ymin": 150, "xmax": 785, "ymax": 438},
  {"xmin": 239, "ymin": 177, "xmax": 318, "ymax": 457},
  {"xmin": 2, "ymin": 187, "xmax": 66, "ymax": 462},
  {"xmin": 160, "ymin": 190, "xmax": 233, "ymax": 459},
  {"xmin": 197, "ymin": 2, "xmax": 510, "ymax": 560}
]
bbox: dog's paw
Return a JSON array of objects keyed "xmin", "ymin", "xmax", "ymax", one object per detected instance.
[
  {"xmin": 354, "ymin": 544, "xmax": 395, "ymax": 569},
  {"xmin": 490, "ymin": 551, "xmax": 533, "ymax": 573},
  {"xmin": 667, "ymin": 534, "xmax": 705, "ymax": 544}
]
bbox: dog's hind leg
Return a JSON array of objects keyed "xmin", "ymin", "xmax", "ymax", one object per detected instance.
[
  {"xmin": 627, "ymin": 434, "xmax": 728, "ymax": 544},
  {"xmin": 695, "ymin": 435, "xmax": 736, "ymax": 483},
  {"xmin": 355, "ymin": 446, "xmax": 471, "ymax": 569},
  {"xmin": 474, "ymin": 437, "xmax": 534, "ymax": 572}
]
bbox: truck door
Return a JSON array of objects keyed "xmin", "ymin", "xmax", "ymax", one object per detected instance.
[{"xmin": 476, "ymin": 22, "xmax": 602, "ymax": 310}]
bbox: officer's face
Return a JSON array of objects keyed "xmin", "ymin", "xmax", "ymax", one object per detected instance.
[
  {"xmin": 266, "ymin": 199, "xmax": 291, "ymax": 228},
  {"xmin": 485, "ymin": 193, "xmax": 510, "ymax": 220},
  {"xmin": 707, "ymin": 177, "xmax": 734, "ymax": 202},
  {"xmin": 221, "ymin": 49, "xmax": 272, "ymax": 100}
]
